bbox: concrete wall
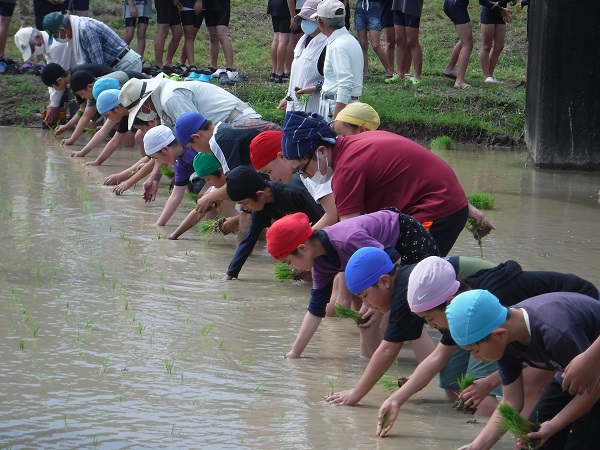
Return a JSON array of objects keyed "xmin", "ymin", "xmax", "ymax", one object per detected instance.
[{"xmin": 525, "ymin": 0, "xmax": 600, "ymax": 170}]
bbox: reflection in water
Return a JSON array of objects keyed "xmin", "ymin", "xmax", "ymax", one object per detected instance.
[{"xmin": 1, "ymin": 128, "xmax": 598, "ymax": 449}]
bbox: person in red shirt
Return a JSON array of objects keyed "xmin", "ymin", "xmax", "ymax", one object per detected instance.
[{"xmin": 282, "ymin": 111, "xmax": 491, "ymax": 256}]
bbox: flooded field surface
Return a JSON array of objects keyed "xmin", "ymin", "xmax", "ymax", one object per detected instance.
[{"xmin": 1, "ymin": 127, "xmax": 598, "ymax": 449}]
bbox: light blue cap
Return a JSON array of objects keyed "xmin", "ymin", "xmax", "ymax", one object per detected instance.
[
  {"xmin": 446, "ymin": 289, "xmax": 508, "ymax": 346},
  {"xmin": 345, "ymin": 247, "xmax": 394, "ymax": 295},
  {"xmin": 96, "ymin": 89, "xmax": 121, "ymax": 114},
  {"xmin": 93, "ymin": 78, "xmax": 120, "ymax": 100}
]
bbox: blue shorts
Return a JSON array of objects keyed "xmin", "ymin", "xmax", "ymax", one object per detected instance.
[
  {"xmin": 393, "ymin": 10, "xmax": 421, "ymax": 28},
  {"xmin": 354, "ymin": 1, "xmax": 382, "ymax": 31},
  {"xmin": 480, "ymin": 7, "xmax": 505, "ymax": 25},
  {"xmin": 443, "ymin": 0, "xmax": 470, "ymax": 26},
  {"xmin": 380, "ymin": 0, "xmax": 394, "ymax": 28},
  {"xmin": 439, "ymin": 346, "xmax": 471, "ymax": 389}
]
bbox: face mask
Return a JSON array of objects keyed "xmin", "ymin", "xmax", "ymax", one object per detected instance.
[
  {"xmin": 137, "ymin": 109, "xmax": 157, "ymax": 121},
  {"xmin": 33, "ymin": 45, "xmax": 45, "ymax": 56},
  {"xmin": 55, "ymin": 37, "xmax": 70, "ymax": 44},
  {"xmin": 301, "ymin": 20, "xmax": 319, "ymax": 35},
  {"xmin": 310, "ymin": 152, "xmax": 333, "ymax": 184}
]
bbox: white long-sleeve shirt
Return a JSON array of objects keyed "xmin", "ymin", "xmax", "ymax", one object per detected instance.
[{"xmin": 321, "ymin": 27, "xmax": 363, "ymax": 104}]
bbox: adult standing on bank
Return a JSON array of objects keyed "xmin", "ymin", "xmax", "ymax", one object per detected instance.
[
  {"xmin": 43, "ymin": 11, "xmax": 142, "ymax": 72},
  {"xmin": 313, "ymin": 0, "xmax": 363, "ymax": 121}
]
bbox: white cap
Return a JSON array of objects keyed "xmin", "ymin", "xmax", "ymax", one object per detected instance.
[
  {"xmin": 143, "ymin": 125, "xmax": 176, "ymax": 156},
  {"xmin": 14, "ymin": 27, "xmax": 36, "ymax": 61},
  {"xmin": 311, "ymin": 0, "xmax": 346, "ymax": 19}
]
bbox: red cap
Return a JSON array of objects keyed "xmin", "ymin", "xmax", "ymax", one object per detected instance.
[
  {"xmin": 266, "ymin": 213, "xmax": 314, "ymax": 259},
  {"xmin": 250, "ymin": 130, "xmax": 283, "ymax": 170}
]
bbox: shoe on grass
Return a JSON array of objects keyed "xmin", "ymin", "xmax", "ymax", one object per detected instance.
[
  {"xmin": 484, "ymin": 76, "xmax": 499, "ymax": 83},
  {"xmin": 384, "ymin": 74, "xmax": 404, "ymax": 84}
]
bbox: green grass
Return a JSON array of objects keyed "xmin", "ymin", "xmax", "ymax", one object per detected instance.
[{"xmin": 2, "ymin": 0, "xmax": 527, "ymax": 141}]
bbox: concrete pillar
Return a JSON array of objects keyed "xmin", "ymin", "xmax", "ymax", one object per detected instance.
[{"xmin": 525, "ymin": 0, "xmax": 600, "ymax": 170}]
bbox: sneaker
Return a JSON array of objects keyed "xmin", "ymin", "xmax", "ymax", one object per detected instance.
[
  {"xmin": 484, "ymin": 76, "xmax": 499, "ymax": 83},
  {"xmin": 384, "ymin": 74, "xmax": 404, "ymax": 84},
  {"xmin": 0, "ymin": 62, "xmax": 6, "ymax": 74},
  {"xmin": 227, "ymin": 70, "xmax": 238, "ymax": 80},
  {"xmin": 198, "ymin": 73, "xmax": 213, "ymax": 83},
  {"xmin": 228, "ymin": 74, "xmax": 249, "ymax": 83},
  {"xmin": 212, "ymin": 68, "xmax": 227, "ymax": 77},
  {"xmin": 218, "ymin": 72, "xmax": 230, "ymax": 84}
]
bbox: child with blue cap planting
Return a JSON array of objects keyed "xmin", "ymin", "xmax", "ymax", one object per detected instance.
[
  {"xmin": 221, "ymin": 165, "xmax": 324, "ymax": 281},
  {"xmin": 324, "ymin": 247, "xmax": 498, "ymax": 407},
  {"xmin": 168, "ymin": 153, "xmax": 239, "ymax": 241},
  {"xmin": 377, "ymin": 256, "xmax": 599, "ymax": 437},
  {"xmin": 447, "ymin": 289, "xmax": 600, "ymax": 450},
  {"xmin": 265, "ymin": 209, "xmax": 440, "ymax": 359}
]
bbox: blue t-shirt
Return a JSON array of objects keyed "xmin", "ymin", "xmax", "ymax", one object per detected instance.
[{"xmin": 498, "ymin": 293, "xmax": 600, "ymax": 385}]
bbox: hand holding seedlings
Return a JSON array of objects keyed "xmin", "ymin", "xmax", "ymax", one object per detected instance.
[
  {"xmin": 358, "ymin": 306, "xmax": 381, "ymax": 329},
  {"xmin": 459, "ymin": 378, "xmax": 494, "ymax": 409},
  {"xmin": 561, "ymin": 352, "xmax": 600, "ymax": 395},
  {"xmin": 377, "ymin": 397, "xmax": 402, "ymax": 437}
]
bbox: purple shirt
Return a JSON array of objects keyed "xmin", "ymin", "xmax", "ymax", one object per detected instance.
[
  {"xmin": 174, "ymin": 147, "xmax": 198, "ymax": 186},
  {"xmin": 498, "ymin": 292, "xmax": 600, "ymax": 386}
]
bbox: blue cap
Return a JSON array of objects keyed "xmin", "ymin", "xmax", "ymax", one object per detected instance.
[
  {"xmin": 96, "ymin": 89, "xmax": 121, "ymax": 114},
  {"xmin": 93, "ymin": 77, "xmax": 120, "ymax": 100},
  {"xmin": 175, "ymin": 112, "xmax": 207, "ymax": 146},
  {"xmin": 446, "ymin": 289, "xmax": 508, "ymax": 346},
  {"xmin": 345, "ymin": 247, "xmax": 395, "ymax": 295},
  {"xmin": 282, "ymin": 111, "xmax": 336, "ymax": 160}
]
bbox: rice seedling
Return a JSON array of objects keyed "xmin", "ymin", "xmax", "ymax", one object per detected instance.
[
  {"xmin": 64, "ymin": 414, "xmax": 68, "ymax": 428},
  {"xmin": 91, "ymin": 434, "xmax": 98, "ymax": 448},
  {"xmin": 165, "ymin": 359, "xmax": 175, "ymax": 374},
  {"xmin": 201, "ymin": 323, "xmax": 214, "ymax": 336},
  {"xmin": 430, "ymin": 135, "xmax": 453, "ymax": 151},
  {"xmin": 19, "ymin": 339, "xmax": 24, "ymax": 350},
  {"xmin": 119, "ymin": 391, "xmax": 123, "ymax": 404},
  {"xmin": 119, "ymin": 231, "xmax": 125, "ymax": 240},
  {"xmin": 465, "ymin": 218, "xmax": 493, "ymax": 257},
  {"xmin": 197, "ymin": 217, "xmax": 225, "ymax": 243},
  {"xmin": 327, "ymin": 373, "xmax": 341, "ymax": 396},
  {"xmin": 453, "ymin": 373, "xmax": 477, "ymax": 414},
  {"xmin": 381, "ymin": 411, "xmax": 393, "ymax": 431},
  {"xmin": 160, "ymin": 164, "xmax": 175, "ymax": 179},
  {"xmin": 170, "ymin": 423, "xmax": 182, "ymax": 436},
  {"xmin": 253, "ymin": 381, "xmax": 268, "ymax": 400},
  {"xmin": 84, "ymin": 318, "xmax": 94, "ymax": 330},
  {"xmin": 32, "ymin": 324, "xmax": 40, "ymax": 338},
  {"xmin": 84, "ymin": 127, "xmax": 97, "ymax": 135},
  {"xmin": 138, "ymin": 323, "xmax": 146, "ymax": 335},
  {"xmin": 467, "ymin": 193, "xmax": 496, "ymax": 210},
  {"xmin": 49, "ymin": 201, "xmax": 57, "ymax": 214},
  {"xmin": 217, "ymin": 339, "xmax": 224, "ymax": 350},
  {"xmin": 497, "ymin": 402, "xmax": 540, "ymax": 449},
  {"xmin": 98, "ymin": 264, "xmax": 105, "ymax": 281},
  {"xmin": 274, "ymin": 262, "xmax": 303, "ymax": 281},
  {"xmin": 333, "ymin": 304, "xmax": 367, "ymax": 325},
  {"xmin": 102, "ymin": 356, "xmax": 109, "ymax": 373},
  {"xmin": 57, "ymin": 291, "xmax": 61, "ymax": 298},
  {"xmin": 112, "ymin": 280, "xmax": 117, "ymax": 290},
  {"xmin": 377, "ymin": 375, "xmax": 398, "ymax": 391}
]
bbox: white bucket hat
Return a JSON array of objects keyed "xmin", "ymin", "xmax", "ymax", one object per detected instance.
[{"xmin": 119, "ymin": 73, "xmax": 164, "ymax": 129}]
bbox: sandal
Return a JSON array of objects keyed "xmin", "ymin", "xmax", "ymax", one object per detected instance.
[{"xmin": 269, "ymin": 72, "xmax": 278, "ymax": 82}]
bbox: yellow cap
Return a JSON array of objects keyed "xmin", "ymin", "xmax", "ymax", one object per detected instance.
[{"xmin": 335, "ymin": 102, "xmax": 380, "ymax": 130}]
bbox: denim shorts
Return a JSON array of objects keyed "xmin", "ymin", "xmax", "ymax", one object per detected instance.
[{"xmin": 355, "ymin": 1, "xmax": 382, "ymax": 31}]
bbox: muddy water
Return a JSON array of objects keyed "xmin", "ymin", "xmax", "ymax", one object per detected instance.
[{"xmin": 0, "ymin": 128, "xmax": 598, "ymax": 450}]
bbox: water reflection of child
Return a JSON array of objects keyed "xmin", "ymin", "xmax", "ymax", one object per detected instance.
[
  {"xmin": 448, "ymin": 290, "xmax": 600, "ymax": 449},
  {"xmin": 266, "ymin": 210, "xmax": 440, "ymax": 359},
  {"xmin": 377, "ymin": 256, "xmax": 599, "ymax": 437}
]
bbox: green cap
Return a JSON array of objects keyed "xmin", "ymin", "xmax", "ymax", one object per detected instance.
[
  {"xmin": 43, "ymin": 12, "xmax": 65, "ymax": 44},
  {"xmin": 193, "ymin": 153, "xmax": 221, "ymax": 177}
]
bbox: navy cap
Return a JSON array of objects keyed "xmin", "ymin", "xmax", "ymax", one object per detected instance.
[{"xmin": 281, "ymin": 111, "xmax": 336, "ymax": 160}]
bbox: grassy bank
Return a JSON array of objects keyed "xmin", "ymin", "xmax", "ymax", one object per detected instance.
[{"xmin": 1, "ymin": 0, "xmax": 528, "ymax": 145}]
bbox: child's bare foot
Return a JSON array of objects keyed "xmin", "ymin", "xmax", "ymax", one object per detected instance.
[{"xmin": 454, "ymin": 82, "xmax": 471, "ymax": 88}]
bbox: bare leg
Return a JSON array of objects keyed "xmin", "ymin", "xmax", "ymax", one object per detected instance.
[
  {"xmin": 154, "ymin": 23, "xmax": 170, "ymax": 67},
  {"xmin": 0, "ymin": 16, "xmax": 12, "ymax": 58},
  {"xmin": 213, "ymin": 25, "xmax": 234, "ymax": 69},
  {"xmin": 124, "ymin": 26, "xmax": 135, "ymax": 45},
  {"xmin": 357, "ymin": 29, "xmax": 370, "ymax": 75},
  {"xmin": 368, "ymin": 29, "xmax": 392, "ymax": 75},
  {"xmin": 286, "ymin": 33, "xmax": 301, "ymax": 74},
  {"xmin": 270, "ymin": 32, "xmax": 279, "ymax": 74},
  {"xmin": 276, "ymin": 32, "xmax": 290, "ymax": 76},
  {"xmin": 480, "ymin": 23, "xmax": 494, "ymax": 79},
  {"xmin": 488, "ymin": 24, "xmax": 506, "ymax": 77},
  {"xmin": 165, "ymin": 24, "xmax": 183, "ymax": 67},
  {"xmin": 180, "ymin": 24, "xmax": 196, "ymax": 65},
  {"xmin": 394, "ymin": 24, "xmax": 407, "ymax": 78},
  {"xmin": 405, "ymin": 26, "xmax": 422, "ymax": 79},
  {"xmin": 454, "ymin": 22, "xmax": 473, "ymax": 87},
  {"xmin": 136, "ymin": 22, "xmax": 148, "ymax": 57},
  {"xmin": 383, "ymin": 26, "xmax": 395, "ymax": 73}
]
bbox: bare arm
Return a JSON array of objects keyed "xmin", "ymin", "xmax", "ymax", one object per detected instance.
[
  {"xmin": 562, "ymin": 335, "xmax": 600, "ymax": 395},
  {"xmin": 65, "ymin": 105, "xmax": 97, "ymax": 146},
  {"xmin": 169, "ymin": 208, "xmax": 206, "ymax": 240},
  {"xmin": 326, "ymin": 340, "xmax": 404, "ymax": 405},
  {"xmin": 72, "ymin": 119, "xmax": 117, "ymax": 157},
  {"xmin": 114, "ymin": 159, "xmax": 155, "ymax": 195},
  {"xmin": 311, "ymin": 193, "xmax": 338, "ymax": 230},
  {"xmin": 339, "ymin": 211, "xmax": 361, "ymax": 221},
  {"xmin": 286, "ymin": 311, "xmax": 323, "ymax": 359},
  {"xmin": 378, "ymin": 343, "xmax": 456, "ymax": 436},
  {"xmin": 87, "ymin": 131, "xmax": 125, "ymax": 166},
  {"xmin": 156, "ymin": 184, "xmax": 187, "ymax": 226},
  {"xmin": 195, "ymin": 185, "xmax": 229, "ymax": 213}
]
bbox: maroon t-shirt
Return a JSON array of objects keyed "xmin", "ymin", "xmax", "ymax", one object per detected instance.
[{"xmin": 331, "ymin": 131, "xmax": 467, "ymax": 221}]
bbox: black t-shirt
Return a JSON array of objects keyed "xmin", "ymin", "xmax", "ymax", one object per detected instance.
[
  {"xmin": 440, "ymin": 260, "xmax": 599, "ymax": 346},
  {"xmin": 226, "ymin": 177, "xmax": 324, "ymax": 278}
]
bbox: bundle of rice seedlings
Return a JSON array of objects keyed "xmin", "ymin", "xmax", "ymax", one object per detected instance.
[
  {"xmin": 397, "ymin": 376, "xmax": 410, "ymax": 388},
  {"xmin": 84, "ymin": 127, "xmax": 97, "ymax": 135},
  {"xmin": 377, "ymin": 375, "xmax": 399, "ymax": 392},
  {"xmin": 467, "ymin": 193, "xmax": 496, "ymax": 210},
  {"xmin": 198, "ymin": 216, "xmax": 225, "ymax": 243},
  {"xmin": 430, "ymin": 135, "xmax": 453, "ymax": 151},
  {"xmin": 497, "ymin": 403, "xmax": 540, "ymax": 449},
  {"xmin": 453, "ymin": 373, "xmax": 477, "ymax": 415},
  {"xmin": 273, "ymin": 262, "xmax": 303, "ymax": 281},
  {"xmin": 465, "ymin": 218, "xmax": 494, "ymax": 257},
  {"xmin": 333, "ymin": 304, "xmax": 367, "ymax": 325},
  {"xmin": 159, "ymin": 164, "xmax": 175, "ymax": 179},
  {"xmin": 185, "ymin": 191, "xmax": 199, "ymax": 209}
]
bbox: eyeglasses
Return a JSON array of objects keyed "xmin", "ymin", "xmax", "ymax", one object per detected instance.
[{"xmin": 294, "ymin": 147, "xmax": 317, "ymax": 176}]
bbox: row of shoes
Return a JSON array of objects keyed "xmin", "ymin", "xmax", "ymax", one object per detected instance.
[
  {"xmin": 269, "ymin": 72, "xmax": 290, "ymax": 83},
  {"xmin": 0, "ymin": 58, "xmax": 45, "ymax": 75},
  {"xmin": 141, "ymin": 63, "xmax": 248, "ymax": 85}
]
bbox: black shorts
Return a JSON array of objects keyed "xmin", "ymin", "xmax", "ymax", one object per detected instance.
[
  {"xmin": 290, "ymin": 8, "xmax": 302, "ymax": 35},
  {"xmin": 393, "ymin": 10, "xmax": 421, "ymax": 28},
  {"xmin": 0, "ymin": 2, "xmax": 15, "ymax": 16},
  {"xmin": 180, "ymin": 9, "xmax": 204, "ymax": 28},
  {"xmin": 443, "ymin": 0, "xmax": 470, "ymax": 26},
  {"xmin": 155, "ymin": 0, "xmax": 182, "ymax": 26},
  {"xmin": 480, "ymin": 7, "xmax": 505, "ymax": 25},
  {"xmin": 271, "ymin": 15, "xmax": 291, "ymax": 33},
  {"xmin": 69, "ymin": 0, "xmax": 89, "ymax": 10},
  {"xmin": 204, "ymin": 9, "xmax": 229, "ymax": 27},
  {"xmin": 380, "ymin": 0, "xmax": 394, "ymax": 28},
  {"xmin": 427, "ymin": 205, "xmax": 469, "ymax": 257},
  {"xmin": 125, "ymin": 16, "xmax": 150, "ymax": 27}
]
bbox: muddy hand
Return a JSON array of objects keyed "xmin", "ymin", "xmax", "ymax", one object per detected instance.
[{"xmin": 325, "ymin": 389, "xmax": 360, "ymax": 406}]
